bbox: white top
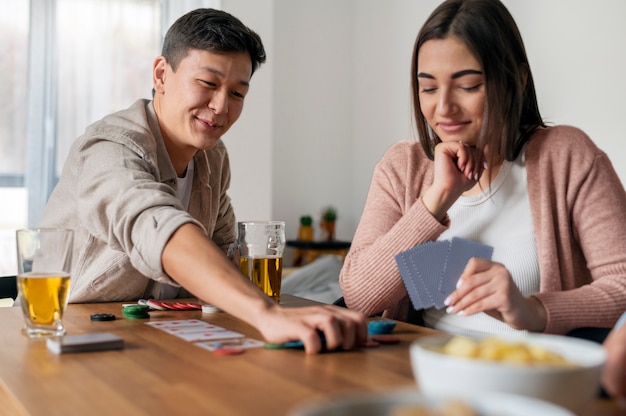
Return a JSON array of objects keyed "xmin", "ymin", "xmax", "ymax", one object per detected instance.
[
  {"xmin": 159, "ymin": 159, "xmax": 195, "ymax": 300},
  {"xmin": 176, "ymin": 158, "xmax": 195, "ymax": 210},
  {"xmin": 423, "ymin": 153, "xmax": 540, "ymax": 337}
]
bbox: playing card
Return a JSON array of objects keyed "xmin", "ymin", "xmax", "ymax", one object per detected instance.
[
  {"xmin": 195, "ymin": 338, "xmax": 265, "ymax": 352},
  {"xmin": 147, "ymin": 319, "xmax": 246, "ymax": 342},
  {"xmin": 411, "ymin": 240, "xmax": 450, "ymax": 308},
  {"xmin": 146, "ymin": 319, "xmax": 207, "ymax": 329},
  {"xmin": 438, "ymin": 237, "xmax": 494, "ymax": 297},
  {"xmin": 173, "ymin": 330, "xmax": 245, "ymax": 343},
  {"xmin": 395, "ymin": 248, "xmax": 425, "ymax": 311},
  {"xmin": 396, "ymin": 240, "xmax": 450, "ymax": 310}
]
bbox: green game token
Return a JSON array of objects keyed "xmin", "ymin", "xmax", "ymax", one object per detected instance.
[{"xmin": 122, "ymin": 305, "xmax": 150, "ymax": 319}]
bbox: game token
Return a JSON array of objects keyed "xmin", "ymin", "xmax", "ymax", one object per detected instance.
[
  {"xmin": 263, "ymin": 343, "xmax": 285, "ymax": 349},
  {"xmin": 122, "ymin": 304, "xmax": 150, "ymax": 319},
  {"xmin": 202, "ymin": 304, "xmax": 221, "ymax": 313},
  {"xmin": 264, "ymin": 340, "xmax": 304, "ymax": 350},
  {"xmin": 368, "ymin": 319, "xmax": 396, "ymax": 335},
  {"xmin": 172, "ymin": 302, "xmax": 202, "ymax": 310},
  {"xmin": 371, "ymin": 335, "xmax": 401, "ymax": 344},
  {"xmin": 362, "ymin": 338, "xmax": 381, "ymax": 348},
  {"xmin": 145, "ymin": 299, "xmax": 168, "ymax": 311},
  {"xmin": 90, "ymin": 313, "xmax": 116, "ymax": 322},
  {"xmin": 213, "ymin": 347, "xmax": 246, "ymax": 356},
  {"xmin": 264, "ymin": 330, "xmax": 327, "ymax": 352}
]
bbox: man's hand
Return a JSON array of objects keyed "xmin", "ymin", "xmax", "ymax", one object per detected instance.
[{"xmin": 254, "ymin": 303, "xmax": 368, "ymax": 354}]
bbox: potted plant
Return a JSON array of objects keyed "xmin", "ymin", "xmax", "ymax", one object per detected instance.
[
  {"xmin": 297, "ymin": 215, "xmax": 314, "ymax": 241},
  {"xmin": 320, "ymin": 207, "xmax": 337, "ymax": 241}
]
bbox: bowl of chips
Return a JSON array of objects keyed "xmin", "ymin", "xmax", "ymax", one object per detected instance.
[
  {"xmin": 410, "ymin": 333, "xmax": 605, "ymax": 412},
  {"xmin": 287, "ymin": 388, "xmax": 574, "ymax": 416}
]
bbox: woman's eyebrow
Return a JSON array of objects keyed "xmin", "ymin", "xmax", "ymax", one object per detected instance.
[
  {"xmin": 417, "ymin": 69, "xmax": 483, "ymax": 80},
  {"xmin": 451, "ymin": 69, "xmax": 483, "ymax": 79}
]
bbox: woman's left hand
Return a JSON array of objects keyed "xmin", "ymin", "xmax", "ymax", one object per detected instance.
[{"xmin": 443, "ymin": 257, "xmax": 547, "ymax": 332}]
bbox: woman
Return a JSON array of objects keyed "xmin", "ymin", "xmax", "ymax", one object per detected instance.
[{"xmin": 339, "ymin": 0, "xmax": 626, "ymax": 338}]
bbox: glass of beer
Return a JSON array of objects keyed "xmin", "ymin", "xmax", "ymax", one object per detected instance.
[
  {"xmin": 16, "ymin": 228, "xmax": 74, "ymax": 338},
  {"xmin": 237, "ymin": 221, "xmax": 285, "ymax": 302}
]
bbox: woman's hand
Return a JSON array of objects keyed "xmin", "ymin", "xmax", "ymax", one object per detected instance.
[
  {"xmin": 254, "ymin": 304, "xmax": 369, "ymax": 354},
  {"xmin": 422, "ymin": 141, "xmax": 486, "ymax": 221},
  {"xmin": 443, "ymin": 257, "xmax": 547, "ymax": 332}
]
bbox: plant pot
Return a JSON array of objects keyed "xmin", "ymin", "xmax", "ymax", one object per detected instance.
[
  {"xmin": 320, "ymin": 221, "xmax": 335, "ymax": 241},
  {"xmin": 298, "ymin": 225, "xmax": 314, "ymax": 241}
]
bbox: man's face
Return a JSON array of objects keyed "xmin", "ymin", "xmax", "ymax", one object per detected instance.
[{"xmin": 153, "ymin": 49, "xmax": 252, "ymax": 155}]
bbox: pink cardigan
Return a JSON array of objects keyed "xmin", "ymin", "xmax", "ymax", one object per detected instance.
[{"xmin": 340, "ymin": 126, "xmax": 626, "ymax": 334}]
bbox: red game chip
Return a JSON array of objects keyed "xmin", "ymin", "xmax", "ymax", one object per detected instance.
[
  {"xmin": 362, "ymin": 339, "xmax": 381, "ymax": 348},
  {"xmin": 213, "ymin": 347, "xmax": 246, "ymax": 356},
  {"xmin": 371, "ymin": 335, "xmax": 401, "ymax": 344},
  {"xmin": 146, "ymin": 299, "xmax": 167, "ymax": 310},
  {"xmin": 172, "ymin": 302, "xmax": 202, "ymax": 310}
]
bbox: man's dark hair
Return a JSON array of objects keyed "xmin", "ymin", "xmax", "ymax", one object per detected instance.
[{"xmin": 162, "ymin": 8, "xmax": 266, "ymax": 76}]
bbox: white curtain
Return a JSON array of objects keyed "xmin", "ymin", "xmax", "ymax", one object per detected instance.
[{"xmin": 55, "ymin": 0, "xmax": 221, "ymax": 175}]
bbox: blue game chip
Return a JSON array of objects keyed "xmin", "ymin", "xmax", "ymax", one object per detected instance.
[{"xmin": 368, "ymin": 319, "xmax": 396, "ymax": 335}]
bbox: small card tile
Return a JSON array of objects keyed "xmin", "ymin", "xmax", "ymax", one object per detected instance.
[
  {"xmin": 412, "ymin": 240, "xmax": 450, "ymax": 309},
  {"xmin": 195, "ymin": 338, "xmax": 265, "ymax": 352},
  {"xmin": 438, "ymin": 237, "xmax": 494, "ymax": 297}
]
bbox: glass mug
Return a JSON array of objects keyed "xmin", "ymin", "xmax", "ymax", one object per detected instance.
[
  {"xmin": 16, "ymin": 228, "xmax": 74, "ymax": 338},
  {"xmin": 237, "ymin": 221, "xmax": 285, "ymax": 302}
]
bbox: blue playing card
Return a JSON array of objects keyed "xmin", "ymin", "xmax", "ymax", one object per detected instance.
[
  {"xmin": 438, "ymin": 237, "xmax": 494, "ymax": 297},
  {"xmin": 395, "ymin": 247, "xmax": 425, "ymax": 311},
  {"xmin": 396, "ymin": 238, "xmax": 494, "ymax": 311},
  {"xmin": 411, "ymin": 240, "xmax": 450, "ymax": 308},
  {"xmin": 396, "ymin": 240, "xmax": 450, "ymax": 310}
]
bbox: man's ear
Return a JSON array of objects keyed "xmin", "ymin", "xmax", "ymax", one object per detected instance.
[{"xmin": 153, "ymin": 56, "xmax": 167, "ymax": 93}]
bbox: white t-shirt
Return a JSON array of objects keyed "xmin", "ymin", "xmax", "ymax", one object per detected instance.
[
  {"xmin": 176, "ymin": 158, "xmax": 195, "ymax": 210},
  {"xmin": 423, "ymin": 153, "xmax": 540, "ymax": 337},
  {"xmin": 158, "ymin": 158, "xmax": 195, "ymax": 300}
]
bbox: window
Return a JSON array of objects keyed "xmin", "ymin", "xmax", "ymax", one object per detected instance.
[{"xmin": 0, "ymin": 0, "xmax": 219, "ymax": 277}]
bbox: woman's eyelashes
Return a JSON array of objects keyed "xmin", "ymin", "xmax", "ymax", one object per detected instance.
[
  {"xmin": 420, "ymin": 82, "xmax": 483, "ymax": 94},
  {"xmin": 461, "ymin": 83, "xmax": 483, "ymax": 92}
]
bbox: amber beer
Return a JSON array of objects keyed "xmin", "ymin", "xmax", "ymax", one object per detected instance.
[
  {"xmin": 18, "ymin": 272, "xmax": 71, "ymax": 334},
  {"xmin": 240, "ymin": 256, "xmax": 283, "ymax": 302}
]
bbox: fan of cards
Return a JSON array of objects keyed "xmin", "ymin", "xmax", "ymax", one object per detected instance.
[{"xmin": 395, "ymin": 237, "xmax": 493, "ymax": 310}]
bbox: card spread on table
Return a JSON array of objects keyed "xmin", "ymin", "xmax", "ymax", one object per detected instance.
[
  {"xmin": 147, "ymin": 319, "xmax": 264, "ymax": 346},
  {"xmin": 196, "ymin": 338, "xmax": 266, "ymax": 352},
  {"xmin": 395, "ymin": 237, "xmax": 493, "ymax": 310}
]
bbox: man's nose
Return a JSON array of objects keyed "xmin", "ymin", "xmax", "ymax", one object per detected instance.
[{"xmin": 209, "ymin": 90, "xmax": 228, "ymax": 114}]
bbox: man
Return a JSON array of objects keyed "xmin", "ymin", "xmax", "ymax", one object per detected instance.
[{"xmin": 39, "ymin": 8, "xmax": 366, "ymax": 353}]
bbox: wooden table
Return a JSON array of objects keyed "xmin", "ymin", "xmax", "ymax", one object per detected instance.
[{"xmin": 0, "ymin": 296, "xmax": 621, "ymax": 416}]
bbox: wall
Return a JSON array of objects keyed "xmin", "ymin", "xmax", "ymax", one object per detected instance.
[
  {"xmin": 220, "ymin": 0, "xmax": 275, "ymax": 222},
  {"xmin": 221, "ymin": 0, "xmax": 626, "ymax": 252}
]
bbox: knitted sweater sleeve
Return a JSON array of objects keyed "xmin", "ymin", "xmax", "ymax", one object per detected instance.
[
  {"xmin": 528, "ymin": 126, "xmax": 626, "ymax": 333},
  {"xmin": 340, "ymin": 141, "xmax": 449, "ymax": 317}
]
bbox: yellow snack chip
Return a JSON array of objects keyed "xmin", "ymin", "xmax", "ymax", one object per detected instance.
[
  {"xmin": 435, "ymin": 336, "xmax": 575, "ymax": 367},
  {"xmin": 441, "ymin": 336, "xmax": 479, "ymax": 358}
]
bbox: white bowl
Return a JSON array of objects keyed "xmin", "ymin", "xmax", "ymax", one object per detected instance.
[
  {"xmin": 410, "ymin": 333, "xmax": 605, "ymax": 412},
  {"xmin": 287, "ymin": 388, "xmax": 574, "ymax": 416}
]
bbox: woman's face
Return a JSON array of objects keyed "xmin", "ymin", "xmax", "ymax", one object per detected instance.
[{"xmin": 417, "ymin": 36, "xmax": 486, "ymax": 146}]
